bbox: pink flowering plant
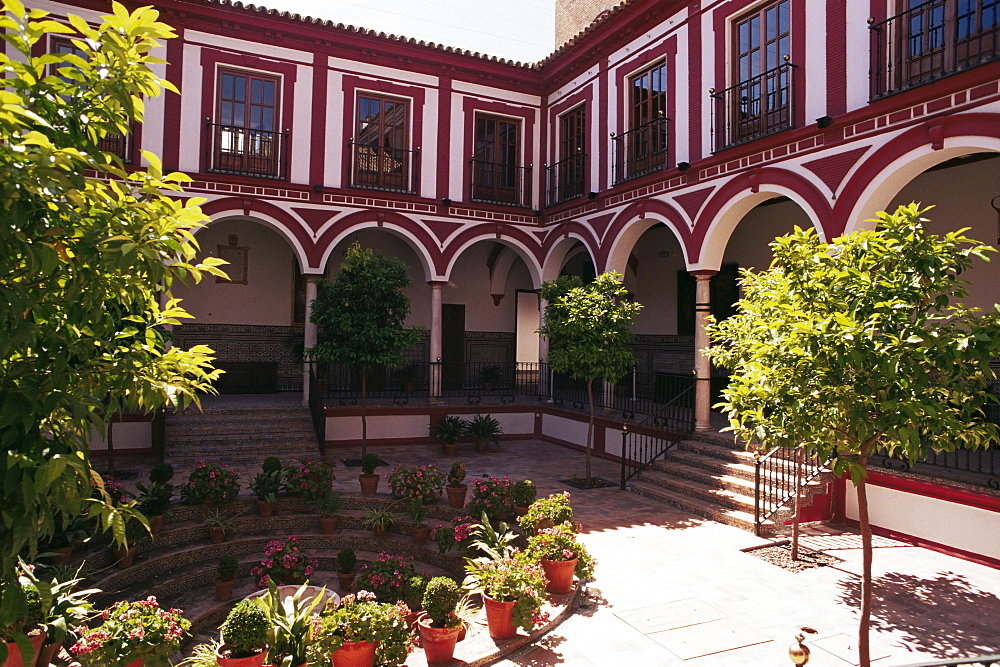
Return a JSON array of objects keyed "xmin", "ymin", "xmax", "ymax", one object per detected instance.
[
  {"xmin": 179, "ymin": 461, "xmax": 241, "ymax": 505},
  {"xmin": 354, "ymin": 552, "xmax": 415, "ymax": 604},
  {"xmin": 250, "ymin": 536, "xmax": 318, "ymax": 589},
  {"xmin": 101, "ymin": 474, "xmax": 132, "ymax": 506},
  {"xmin": 430, "ymin": 515, "xmax": 477, "ymax": 555},
  {"xmin": 387, "ymin": 464, "xmax": 444, "ymax": 503},
  {"xmin": 306, "ymin": 590, "xmax": 412, "ymax": 667},
  {"xmin": 523, "ymin": 521, "xmax": 596, "ymax": 579},
  {"xmin": 283, "ymin": 456, "xmax": 336, "ymax": 500},
  {"xmin": 465, "ymin": 475, "xmax": 514, "ymax": 519},
  {"xmin": 463, "ymin": 555, "xmax": 549, "ymax": 632},
  {"xmin": 518, "ymin": 491, "xmax": 574, "ymax": 534},
  {"xmin": 70, "ymin": 596, "xmax": 190, "ymax": 667}
]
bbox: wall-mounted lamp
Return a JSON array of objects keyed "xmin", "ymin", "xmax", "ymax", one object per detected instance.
[
  {"xmin": 587, "ymin": 191, "xmax": 598, "ymax": 200},
  {"xmin": 816, "ymin": 115, "xmax": 834, "ymax": 129},
  {"xmin": 990, "ymin": 195, "xmax": 1000, "ymax": 244},
  {"xmin": 441, "ymin": 198, "xmax": 452, "ymax": 207},
  {"xmin": 534, "ymin": 209, "xmax": 544, "ymax": 217},
  {"xmin": 677, "ymin": 161, "xmax": 691, "ymax": 172},
  {"xmin": 312, "ymin": 184, "xmax": 323, "ymax": 193}
]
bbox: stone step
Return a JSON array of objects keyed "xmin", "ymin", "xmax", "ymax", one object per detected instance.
[
  {"xmin": 635, "ymin": 467, "xmax": 757, "ymax": 514},
  {"xmin": 653, "ymin": 455, "xmax": 830, "ymax": 499},
  {"xmin": 626, "ymin": 479, "xmax": 775, "ymax": 535}
]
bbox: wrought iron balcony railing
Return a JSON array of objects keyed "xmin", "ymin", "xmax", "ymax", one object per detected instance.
[
  {"xmin": 98, "ymin": 132, "xmax": 130, "ymax": 164},
  {"xmin": 469, "ymin": 159, "xmax": 532, "ymax": 208},
  {"xmin": 612, "ymin": 117, "xmax": 669, "ymax": 184},
  {"xmin": 870, "ymin": 0, "xmax": 1000, "ymax": 100},
  {"xmin": 350, "ymin": 141, "xmax": 420, "ymax": 194},
  {"xmin": 205, "ymin": 122, "xmax": 288, "ymax": 180},
  {"xmin": 545, "ymin": 152, "xmax": 587, "ymax": 206},
  {"xmin": 711, "ymin": 62, "xmax": 796, "ymax": 152}
]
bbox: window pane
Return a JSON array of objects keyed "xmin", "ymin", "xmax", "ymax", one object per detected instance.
[{"xmin": 251, "ymin": 79, "xmax": 262, "ymax": 104}]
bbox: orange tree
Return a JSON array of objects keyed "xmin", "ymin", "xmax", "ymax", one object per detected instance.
[
  {"xmin": 706, "ymin": 204, "xmax": 1000, "ymax": 667},
  {"xmin": 0, "ymin": 0, "xmax": 225, "ymax": 649}
]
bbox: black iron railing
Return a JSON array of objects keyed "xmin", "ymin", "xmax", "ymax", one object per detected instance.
[
  {"xmin": 206, "ymin": 122, "xmax": 288, "ymax": 179},
  {"xmin": 551, "ymin": 369, "xmax": 695, "ymax": 427},
  {"xmin": 545, "ymin": 152, "xmax": 587, "ymax": 205},
  {"xmin": 350, "ymin": 141, "xmax": 419, "ymax": 194},
  {"xmin": 612, "ymin": 117, "xmax": 669, "ymax": 184},
  {"xmin": 877, "ymin": 443, "xmax": 1000, "ymax": 490},
  {"xmin": 307, "ymin": 366, "xmax": 326, "ymax": 454},
  {"xmin": 711, "ymin": 62, "xmax": 795, "ymax": 152},
  {"xmin": 869, "ymin": 0, "xmax": 1000, "ymax": 100},
  {"xmin": 470, "ymin": 159, "xmax": 532, "ymax": 207},
  {"xmin": 619, "ymin": 381, "xmax": 696, "ymax": 489},
  {"xmin": 98, "ymin": 132, "xmax": 130, "ymax": 163},
  {"xmin": 896, "ymin": 655, "xmax": 1000, "ymax": 667},
  {"xmin": 753, "ymin": 445, "xmax": 831, "ymax": 536}
]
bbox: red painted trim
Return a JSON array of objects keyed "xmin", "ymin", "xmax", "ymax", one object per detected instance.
[
  {"xmin": 598, "ymin": 199, "xmax": 693, "ymax": 272},
  {"xmin": 200, "ymin": 196, "xmax": 313, "ymax": 257},
  {"xmin": 309, "ymin": 53, "xmax": 328, "ymax": 188},
  {"xmin": 441, "ymin": 226, "xmax": 545, "ymax": 276},
  {"xmin": 791, "ymin": 0, "xmax": 806, "ymax": 129},
  {"xmin": 687, "ymin": 4, "xmax": 704, "ymax": 164},
  {"xmin": 436, "ymin": 76, "xmax": 452, "ymax": 200},
  {"xmin": 314, "ymin": 208, "xmax": 443, "ymax": 273},
  {"xmin": 866, "ymin": 470, "xmax": 1000, "ymax": 512},
  {"xmin": 598, "ymin": 58, "xmax": 609, "ymax": 192},
  {"xmin": 826, "ymin": 1, "xmax": 847, "ymax": 116},
  {"xmin": 162, "ymin": 33, "xmax": 184, "ymax": 171},
  {"xmin": 839, "ymin": 519, "xmax": 1000, "ymax": 570}
]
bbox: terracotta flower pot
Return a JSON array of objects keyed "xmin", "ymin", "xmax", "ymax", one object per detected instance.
[
  {"xmin": 417, "ymin": 615, "xmax": 461, "ymax": 664},
  {"xmin": 446, "ymin": 485, "xmax": 467, "ymax": 509},
  {"xmin": 319, "ymin": 515, "xmax": 339, "ymax": 534},
  {"xmin": 208, "ymin": 526, "xmax": 226, "ymax": 544},
  {"xmin": 475, "ymin": 439, "xmax": 487, "ymax": 453},
  {"xmin": 359, "ymin": 474, "xmax": 380, "ymax": 497},
  {"xmin": 330, "ymin": 639, "xmax": 376, "ymax": 667},
  {"xmin": 50, "ymin": 546, "xmax": 73, "ymax": 564},
  {"xmin": 411, "ymin": 525, "xmax": 429, "ymax": 545},
  {"xmin": 216, "ymin": 646, "xmax": 268, "ymax": 667},
  {"xmin": 337, "ymin": 570, "xmax": 356, "ymax": 592},
  {"xmin": 113, "ymin": 546, "xmax": 137, "ymax": 569},
  {"xmin": 541, "ymin": 557, "xmax": 577, "ymax": 595},
  {"xmin": 5, "ymin": 631, "xmax": 44, "ymax": 667},
  {"xmin": 513, "ymin": 505, "xmax": 529, "ymax": 517},
  {"xmin": 149, "ymin": 515, "xmax": 164, "ymax": 535},
  {"xmin": 372, "ymin": 526, "xmax": 386, "ymax": 538},
  {"xmin": 256, "ymin": 500, "xmax": 274, "ymax": 518},
  {"xmin": 36, "ymin": 640, "xmax": 60, "ymax": 667},
  {"xmin": 215, "ymin": 578, "xmax": 236, "ymax": 601},
  {"xmin": 482, "ymin": 594, "xmax": 517, "ymax": 639},
  {"xmin": 124, "ymin": 658, "xmax": 143, "ymax": 667},
  {"xmin": 443, "ymin": 444, "xmax": 457, "ymax": 457}
]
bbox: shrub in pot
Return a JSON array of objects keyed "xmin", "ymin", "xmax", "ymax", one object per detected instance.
[
  {"xmin": 445, "ymin": 462, "xmax": 467, "ymax": 508},
  {"xmin": 433, "ymin": 416, "xmax": 466, "ymax": 456},
  {"xmin": 417, "ymin": 577, "xmax": 462, "ymax": 664},
  {"xmin": 218, "ymin": 599, "xmax": 269, "ymax": 667},
  {"xmin": 358, "ymin": 453, "xmax": 381, "ymax": 496},
  {"xmin": 306, "ymin": 591, "xmax": 411, "ymax": 667},
  {"xmin": 1, "ymin": 579, "xmax": 45, "ymax": 667},
  {"xmin": 402, "ymin": 574, "xmax": 428, "ymax": 615},
  {"xmin": 512, "ymin": 480, "xmax": 537, "ymax": 514},
  {"xmin": 407, "ymin": 499, "xmax": 429, "ymax": 545},
  {"xmin": 467, "ymin": 413, "xmax": 502, "ymax": 453},
  {"xmin": 262, "ymin": 456, "xmax": 282, "ymax": 474},
  {"xmin": 337, "ymin": 548, "xmax": 357, "ymax": 592},
  {"xmin": 465, "ymin": 476, "xmax": 514, "ymax": 520},
  {"xmin": 314, "ymin": 493, "xmax": 342, "ymax": 534},
  {"xmin": 355, "ymin": 553, "xmax": 414, "ymax": 604},
  {"xmin": 523, "ymin": 521, "xmax": 596, "ymax": 594},
  {"xmin": 71, "ymin": 597, "xmax": 190, "ymax": 667},
  {"xmin": 216, "ymin": 555, "xmax": 239, "ymax": 601}
]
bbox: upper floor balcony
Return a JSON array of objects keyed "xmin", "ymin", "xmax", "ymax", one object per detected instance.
[
  {"xmin": 612, "ymin": 117, "xmax": 669, "ymax": 185},
  {"xmin": 350, "ymin": 141, "xmax": 420, "ymax": 194},
  {"xmin": 546, "ymin": 151, "xmax": 587, "ymax": 206},
  {"xmin": 869, "ymin": 0, "xmax": 999, "ymax": 100},
  {"xmin": 470, "ymin": 159, "xmax": 533, "ymax": 208},
  {"xmin": 205, "ymin": 122, "xmax": 289, "ymax": 180},
  {"xmin": 711, "ymin": 61, "xmax": 796, "ymax": 153}
]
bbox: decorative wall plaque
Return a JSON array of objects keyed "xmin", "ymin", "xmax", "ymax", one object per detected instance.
[{"xmin": 217, "ymin": 235, "xmax": 248, "ymax": 284}]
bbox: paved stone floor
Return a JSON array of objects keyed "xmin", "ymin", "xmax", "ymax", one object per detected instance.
[{"xmin": 121, "ymin": 425, "xmax": 1000, "ymax": 666}]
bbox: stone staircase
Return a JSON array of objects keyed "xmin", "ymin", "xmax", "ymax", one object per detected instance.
[
  {"xmin": 626, "ymin": 430, "xmax": 834, "ymax": 536},
  {"xmin": 164, "ymin": 405, "xmax": 320, "ymax": 467}
]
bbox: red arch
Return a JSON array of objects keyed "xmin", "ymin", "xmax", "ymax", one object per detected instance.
[
  {"xmin": 598, "ymin": 199, "xmax": 692, "ymax": 272},
  {"xmin": 199, "ymin": 196, "xmax": 313, "ymax": 268},
  {"xmin": 539, "ymin": 222, "xmax": 600, "ymax": 269},
  {"xmin": 442, "ymin": 225, "xmax": 545, "ymax": 276},
  {"xmin": 313, "ymin": 209, "xmax": 442, "ymax": 276}
]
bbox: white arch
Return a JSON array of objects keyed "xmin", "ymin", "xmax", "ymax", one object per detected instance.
[
  {"xmin": 694, "ymin": 186, "xmax": 826, "ymax": 271},
  {"xmin": 540, "ymin": 233, "xmax": 598, "ymax": 283},
  {"xmin": 443, "ymin": 236, "xmax": 543, "ymax": 289},
  {"xmin": 199, "ymin": 213, "xmax": 311, "ymax": 273},
  {"xmin": 317, "ymin": 223, "xmax": 436, "ymax": 283},
  {"xmin": 845, "ymin": 137, "xmax": 1000, "ymax": 234},
  {"xmin": 604, "ymin": 214, "xmax": 690, "ymax": 277}
]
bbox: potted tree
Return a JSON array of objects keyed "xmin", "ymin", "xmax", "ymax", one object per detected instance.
[
  {"xmin": 314, "ymin": 493, "xmax": 342, "ymax": 534},
  {"xmin": 363, "ymin": 507, "xmax": 396, "ymax": 538},
  {"xmin": 358, "ymin": 452, "xmax": 381, "ymax": 497},
  {"xmin": 407, "ymin": 500, "xmax": 429, "ymax": 546},
  {"xmin": 478, "ymin": 365, "xmax": 502, "ymax": 392},
  {"xmin": 445, "ymin": 462, "xmax": 467, "ymax": 509},
  {"xmin": 336, "ymin": 548, "xmax": 357, "ymax": 592},
  {"xmin": 217, "ymin": 599, "xmax": 269, "ymax": 667},
  {"xmin": 433, "ymin": 416, "xmax": 466, "ymax": 457},
  {"xmin": 467, "ymin": 414, "xmax": 502, "ymax": 453},
  {"xmin": 216, "ymin": 555, "xmax": 239, "ymax": 602},
  {"xmin": 512, "ymin": 480, "xmax": 537, "ymax": 516},
  {"xmin": 417, "ymin": 577, "xmax": 463, "ymax": 664},
  {"xmin": 204, "ymin": 510, "xmax": 234, "ymax": 544}
]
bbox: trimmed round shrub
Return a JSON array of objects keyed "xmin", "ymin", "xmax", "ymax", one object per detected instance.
[
  {"xmin": 422, "ymin": 577, "xmax": 461, "ymax": 628},
  {"xmin": 220, "ymin": 599, "xmax": 269, "ymax": 657}
]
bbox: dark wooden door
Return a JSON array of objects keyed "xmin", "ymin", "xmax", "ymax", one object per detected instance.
[{"xmin": 442, "ymin": 304, "xmax": 465, "ymax": 391}]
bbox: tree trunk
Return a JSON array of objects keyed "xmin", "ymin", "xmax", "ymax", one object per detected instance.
[
  {"xmin": 585, "ymin": 378, "xmax": 594, "ymax": 483},
  {"xmin": 857, "ymin": 453, "xmax": 872, "ymax": 667},
  {"xmin": 791, "ymin": 445, "xmax": 803, "ymax": 560},
  {"xmin": 361, "ymin": 371, "xmax": 368, "ymax": 459}
]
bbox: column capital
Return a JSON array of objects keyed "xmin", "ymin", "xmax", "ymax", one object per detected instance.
[
  {"xmin": 689, "ymin": 269, "xmax": 718, "ymax": 278},
  {"xmin": 428, "ymin": 280, "xmax": 447, "ymax": 288}
]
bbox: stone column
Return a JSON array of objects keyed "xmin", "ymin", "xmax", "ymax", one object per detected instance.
[
  {"xmin": 693, "ymin": 271, "xmax": 716, "ymax": 432},
  {"xmin": 301, "ymin": 275, "xmax": 320, "ymax": 404},
  {"xmin": 429, "ymin": 281, "xmax": 444, "ymax": 402}
]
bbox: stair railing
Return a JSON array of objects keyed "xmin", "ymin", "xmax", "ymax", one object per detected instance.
[
  {"xmin": 307, "ymin": 366, "xmax": 326, "ymax": 455},
  {"xmin": 753, "ymin": 444, "xmax": 831, "ymax": 536},
  {"xmin": 620, "ymin": 383, "xmax": 696, "ymax": 489}
]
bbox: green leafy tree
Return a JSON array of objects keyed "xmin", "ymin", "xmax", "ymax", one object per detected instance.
[
  {"xmin": 706, "ymin": 204, "xmax": 1000, "ymax": 667},
  {"xmin": 0, "ymin": 0, "xmax": 226, "ymax": 644},
  {"xmin": 540, "ymin": 272, "xmax": 641, "ymax": 483},
  {"xmin": 308, "ymin": 243, "xmax": 420, "ymax": 456}
]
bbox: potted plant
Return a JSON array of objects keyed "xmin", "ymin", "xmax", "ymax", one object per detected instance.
[
  {"xmin": 176, "ymin": 639, "xmax": 222, "ymax": 667},
  {"xmin": 433, "ymin": 415, "xmax": 466, "ymax": 456},
  {"xmin": 45, "ymin": 515, "xmax": 89, "ymax": 564},
  {"xmin": 445, "ymin": 462, "xmax": 467, "ymax": 508},
  {"xmin": 204, "ymin": 510, "xmax": 234, "ymax": 544},
  {"xmin": 217, "ymin": 599, "xmax": 269, "ymax": 667},
  {"xmin": 307, "ymin": 591, "xmax": 411, "ymax": 667},
  {"xmin": 262, "ymin": 456, "xmax": 282, "ymax": 475},
  {"xmin": 478, "ymin": 365, "xmax": 502, "ymax": 392},
  {"xmin": 358, "ymin": 453, "xmax": 381, "ymax": 497},
  {"xmin": 518, "ymin": 491, "xmax": 574, "ymax": 535},
  {"xmin": 362, "ymin": 507, "xmax": 396, "ymax": 538},
  {"xmin": 135, "ymin": 463, "xmax": 174, "ymax": 535},
  {"xmin": 393, "ymin": 362, "xmax": 420, "ymax": 394},
  {"xmin": 28, "ymin": 565, "xmax": 98, "ymax": 667},
  {"xmin": 416, "ymin": 577, "xmax": 462, "ymax": 664},
  {"xmin": 216, "ymin": 555, "xmax": 239, "ymax": 601},
  {"xmin": 1, "ymin": 578, "xmax": 45, "ymax": 667},
  {"xmin": 249, "ymin": 468, "xmax": 284, "ymax": 518},
  {"xmin": 179, "ymin": 461, "xmax": 241, "ymax": 505},
  {"xmin": 249, "ymin": 536, "xmax": 318, "ymax": 589},
  {"xmin": 466, "ymin": 475, "xmax": 514, "ymax": 520},
  {"xmin": 71, "ymin": 596, "xmax": 190, "ymax": 667},
  {"xmin": 523, "ymin": 521, "xmax": 596, "ymax": 594},
  {"xmin": 355, "ymin": 553, "xmax": 414, "ymax": 604},
  {"xmin": 387, "ymin": 464, "xmax": 443, "ymax": 503},
  {"xmin": 254, "ymin": 580, "xmax": 329, "ymax": 667},
  {"xmin": 407, "ymin": 500, "xmax": 429, "ymax": 546},
  {"xmin": 283, "ymin": 457, "xmax": 337, "ymax": 500},
  {"xmin": 113, "ymin": 520, "xmax": 147, "ymax": 569},
  {"xmin": 462, "ymin": 556, "xmax": 548, "ymax": 640},
  {"xmin": 511, "ymin": 479, "xmax": 537, "ymax": 516},
  {"xmin": 402, "ymin": 574, "xmax": 428, "ymax": 625},
  {"xmin": 314, "ymin": 493, "xmax": 342, "ymax": 534},
  {"xmin": 467, "ymin": 413, "xmax": 502, "ymax": 453},
  {"xmin": 336, "ymin": 548, "xmax": 357, "ymax": 592}
]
